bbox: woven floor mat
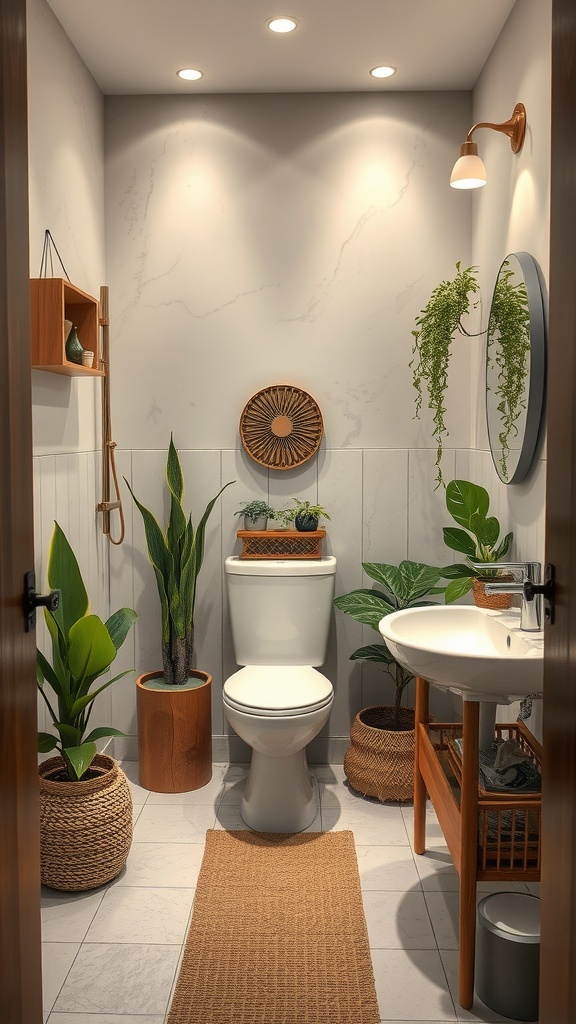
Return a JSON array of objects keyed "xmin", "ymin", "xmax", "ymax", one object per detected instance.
[{"xmin": 167, "ymin": 829, "xmax": 380, "ymax": 1024}]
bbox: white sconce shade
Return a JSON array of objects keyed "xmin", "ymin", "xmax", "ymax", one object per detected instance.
[{"xmin": 450, "ymin": 153, "xmax": 487, "ymax": 189}]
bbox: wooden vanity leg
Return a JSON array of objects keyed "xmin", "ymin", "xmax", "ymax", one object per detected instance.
[
  {"xmin": 459, "ymin": 699, "xmax": 480, "ymax": 1010},
  {"xmin": 414, "ymin": 676, "xmax": 429, "ymax": 855}
]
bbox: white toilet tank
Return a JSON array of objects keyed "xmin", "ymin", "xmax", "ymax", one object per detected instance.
[{"xmin": 225, "ymin": 555, "xmax": 337, "ymax": 666}]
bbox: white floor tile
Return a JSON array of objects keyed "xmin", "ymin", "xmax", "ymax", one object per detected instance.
[
  {"xmin": 424, "ymin": 892, "xmax": 460, "ymax": 950},
  {"xmin": 42, "ymin": 942, "xmax": 80, "ymax": 1012},
  {"xmin": 111, "ymin": 841, "xmax": 205, "ymax": 887},
  {"xmin": 41, "ymin": 888, "xmax": 106, "ymax": 942},
  {"xmin": 413, "ymin": 848, "xmax": 460, "ymax": 892},
  {"xmin": 47, "ymin": 1015, "xmax": 164, "ymax": 1023},
  {"xmin": 145, "ymin": 763, "xmax": 227, "ymax": 805},
  {"xmin": 52, "ymin": 943, "xmax": 180, "ymax": 1015},
  {"xmin": 84, "ymin": 886, "xmax": 194, "ymax": 944},
  {"xmin": 322, "ymin": 790, "xmax": 410, "ymax": 845},
  {"xmin": 118, "ymin": 761, "xmax": 151, "ymax": 806},
  {"xmin": 356, "ymin": 844, "xmax": 421, "ymax": 891},
  {"xmin": 371, "ymin": 947, "xmax": 457, "ymax": 1020},
  {"xmin": 132, "ymin": 803, "xmax": 217, "ymax": 842},
  {"xmin": 364, "ymin": 890, "xmax": 437, "ymax": 949}
]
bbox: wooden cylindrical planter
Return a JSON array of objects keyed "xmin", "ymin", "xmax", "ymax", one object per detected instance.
[
  {"xmin": 344, "ymin": 706, "xmax": 415, "ymax": 803},
  {"xmin": 39, "ymin": 753, "xmax": 133, "ymax": 891},
  {"xmin": 137, "ymin": 670, "xmax": 212, "ymax": 793}
]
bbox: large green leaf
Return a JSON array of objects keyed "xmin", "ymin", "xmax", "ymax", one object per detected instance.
[
  {"xmin": 333, "ymin": 589, "xmax": 395, "ymax": 629},
  {"xmin": 440, "ymin": 562, "xmax": 476, "ymax": 579},
  {"xmin": 469, "ymin": 513, "xmax": 500, "ymax": 549},
  {"xmin": 494, "ymin": 531, "xmax": 513, "ymax": 559},
  {"xmin": 83, "ymin": 726, "xmax": 126, "ymax": 744},
  {"xmin": 166, "ymin": 433, "xmax": 184, "ymax": 503},
  {"xmin": 61, "ymin": 742, "xmax": 97, "ymax": 782},
  {"xmin": 445, "ymin": 479, "xmax": 489, "ymax": 529},
  {"xmin": 362, "ymin": 561, "xmax": 444, "ymax": 607},
  {"xmin": 350, "ymin": 643, "xmax": 396, "ymax": 664},
  {"xmin": 124, "ymin": 479, "xmax": 170, "ymax": 587},
  {"xmin": 445, "ymin": 576, "xmax": 474, "ymax": 603},
  {"xmin": 105, "ymin": 608, "xmax": 138, "ymax": 651},
  {"xmin": 38, "ymin": 732, "xmax": 58, "ymax": 753},
  {"xmin": 442, "ymin": 527, "xmax": 477, "ymax": 558},
  {"xmin": 47, "ymin": 521, "xmax": 89, "ymax": 637},
  {"xmin": 68, "ymin": 615, "xmax": 117, "ymax": 683}
]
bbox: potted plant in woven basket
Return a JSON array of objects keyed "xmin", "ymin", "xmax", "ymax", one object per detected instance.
[
  {"xmin": 36, "ymin": 522, "xmax": 137, "ymax": 890},
  {"xmin": 334, "ymin": 560, "xmax": 447, "ymax": 802},
  {"xmin": 441, "ymin": 479, "xmax": 514, "ymax": 609},
  {"xmin": 125, "ymin": 435, "xmax": 234, "ymax": 793}
]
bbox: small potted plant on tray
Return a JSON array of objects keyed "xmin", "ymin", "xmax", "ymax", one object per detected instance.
[
  {"xmin": 441, "ymin": 479, "xmax": 514, "ymax": 608},
  {"xmin": 125, "ymin": 435, "xmax": 234, "ymax": 793},
  {"xmin": 276, "ymin": 498, "xmax": 331, "ymax": 532},
  {"xmin": 334, "ymin": 560, "xmax": 446, "ymax": 801},
  {"xmin": 234, "ymin": 499, "xmax": 276, "ymax": 531},
  {"xmin": 36, "ymin": 522, "xmax": 137, "ymax": 890}
]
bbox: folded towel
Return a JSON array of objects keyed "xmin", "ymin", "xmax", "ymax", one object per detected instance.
[{"xmin": 454, "ymin": 737, "xmax": 541, "ymax": 793}]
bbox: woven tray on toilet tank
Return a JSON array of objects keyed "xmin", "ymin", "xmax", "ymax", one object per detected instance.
[{"xmin": 237, "ymin": 529, "xmax": 326, "ymax": 560}]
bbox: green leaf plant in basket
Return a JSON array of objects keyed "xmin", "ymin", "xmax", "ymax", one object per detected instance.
[
  {"xmin": 441, "ymin": 479, "xmax": 514, "ymax": 604},
  {"xmin": 334, "ymin": 560, "xmax": 447, "ymax": 728},
  {"xmin": 37, "ymin": 522, "xmax": 137, "ymax": 782}
]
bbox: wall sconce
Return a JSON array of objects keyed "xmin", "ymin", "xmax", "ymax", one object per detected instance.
[{"xmin": 450, "ymin": 103, "xmax": 526, "ymax": 190}]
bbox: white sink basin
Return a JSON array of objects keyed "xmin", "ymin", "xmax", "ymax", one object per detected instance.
[{"xmin": 379, "ymin": 605, "xmax": 544, "ymax": 703}]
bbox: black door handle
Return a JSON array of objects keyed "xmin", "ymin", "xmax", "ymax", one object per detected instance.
[{"xmin": 23, "ymin": 570, "xmax": 60, "ymax": 632}]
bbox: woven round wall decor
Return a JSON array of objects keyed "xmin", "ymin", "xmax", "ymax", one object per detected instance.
[{"xmin": 240, "ymin": 384, "xmax": 323, "ymax": 470}]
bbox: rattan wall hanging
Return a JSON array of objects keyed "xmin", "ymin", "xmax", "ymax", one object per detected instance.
[{"xmin": 239, "ymin": 384, "xmax": 323, "ymax": 470}]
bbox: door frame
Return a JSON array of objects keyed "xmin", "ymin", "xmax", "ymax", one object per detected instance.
[{"xmin": 0, "ymin": 0, "xmax": 43, "ymax": 1021}]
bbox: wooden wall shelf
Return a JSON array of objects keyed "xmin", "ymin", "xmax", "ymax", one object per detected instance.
[{"xmin": 30, "ymin": 278, "xmax": 104, "ymax": 376}]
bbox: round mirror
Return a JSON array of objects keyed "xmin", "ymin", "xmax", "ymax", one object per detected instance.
[{"xmin": 485, "ymin": 252, "xmax": 546, "ymax": 484}]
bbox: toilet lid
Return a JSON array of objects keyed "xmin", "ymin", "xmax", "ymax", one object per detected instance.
[{"xmin": 223, "ymin": 666, "xmax": 333, "ymax": 717}]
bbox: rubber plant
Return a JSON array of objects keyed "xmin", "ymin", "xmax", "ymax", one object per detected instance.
[
  {"xmin": 486, "ymin": 260, "xmax": 531, "ymax": 480},
  {"xmin": 37, "ymin": 522, "xmax": 137, "ymax": 781},
  {"xmin": 441, "ymin": 479, "xmax": 513, "ymax": 602},
  {"xmin": 411, "ymin": 262, "xmax": 481, "ymax": 487},
  {"xmin": 334, "ymin": 561, "xmax": 447, "ymax": 728},
  {"xmin": 125, "ymin": 436, "xmax": 234, "ymax": 686}
]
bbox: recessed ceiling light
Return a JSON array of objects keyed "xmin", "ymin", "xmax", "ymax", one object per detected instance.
[
  {"xmin": 177, "ymin": 68, "xmax": 203, "ymax": 81},
  {"xmin": 267, "ymin": 17, "xmax": 298, "ymax": 33},
  {"xmin": 370, "ymin": 65, "xmax": 397, "ymax": 79}
]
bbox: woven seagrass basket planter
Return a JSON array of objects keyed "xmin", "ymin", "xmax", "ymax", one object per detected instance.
[
  {"xmin": 472, "ymin": 577, "xmax": 512, "ymax": 610},
  {"xmin": 39, "ymin": 753, "xmax": 133, "ymax": 891},
  {"xmin": 344, "ymin": 705, "xmax": 415, "ymax": 803}
]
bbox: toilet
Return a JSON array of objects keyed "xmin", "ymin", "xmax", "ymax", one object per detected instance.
[{"xmin": 223, "ymin": 555, "xmax": 337, "ymax": 832}]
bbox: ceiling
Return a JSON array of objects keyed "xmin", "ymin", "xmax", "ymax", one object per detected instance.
[{"xmin": 45, "ymin": 0, "xmax": 517, "ymax": 95}]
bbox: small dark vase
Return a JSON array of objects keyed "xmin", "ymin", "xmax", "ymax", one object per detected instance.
[
  {"xmin": 65, "ymin": 324, "xmax": 84, "ymax": 364},
  {"xmin": 295, "ymin": 513, "xmax": 319, "ymax": 532}
]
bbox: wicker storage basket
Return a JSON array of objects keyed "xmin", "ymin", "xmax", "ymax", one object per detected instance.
[
  {"xmin": 238, "ymin": 529, "xmax": 325, "ymax": 560},
  {"xmin": 344, "ymin": 705, "xmax": 415, "ymax": 803},
  {"xmin": 39, "ymin": 753, "xmax": 133, "ymax": 891},
  {"xmin": 473, "ymin": 577, "xmax": 512, "ymax": 610}
]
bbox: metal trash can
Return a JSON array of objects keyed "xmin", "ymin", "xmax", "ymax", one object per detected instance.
[{"xmin": 476, "ymin": 892, "xmax": 540, "ymax": 1021}]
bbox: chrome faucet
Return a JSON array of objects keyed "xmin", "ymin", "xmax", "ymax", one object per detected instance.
[{"xmin": 473, "ymin": 561, "xmax": 542, "ymax": 632}]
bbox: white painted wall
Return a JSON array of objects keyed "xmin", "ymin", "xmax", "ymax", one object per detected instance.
[
  {"xmin": 28, "ymin": 0, "xmax": 550, "ymax": 760},
  {"xmin": 27, "ymin": 0, "xmax": 110, "ymax": 740}
]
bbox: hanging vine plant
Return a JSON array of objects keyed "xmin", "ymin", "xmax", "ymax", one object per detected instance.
[
  {"xmin": 411, "ymin": 260, "xmax": 533, "ymax": 487},
  {"xmin": 486, "ymin": 262, "xmax": 531, "ymax": 480},
  {"xmin": 410, "ymin": 263, "xmax": 480, "ymax": 487}
]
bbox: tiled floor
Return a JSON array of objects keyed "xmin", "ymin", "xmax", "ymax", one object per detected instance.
[{"xmin": 42, "ymin": 762, "xmax": 539, "ymax": 1024}]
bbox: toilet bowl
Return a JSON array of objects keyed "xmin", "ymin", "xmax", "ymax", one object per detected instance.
[{"xmin": 223, "ymin": 555, "xmax": 337, "ymax": 832}]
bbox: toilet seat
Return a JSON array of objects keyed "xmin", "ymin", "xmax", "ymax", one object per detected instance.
[{"xmin": 223, "ymin": 665, "xmax": 333, "ymax": 717}]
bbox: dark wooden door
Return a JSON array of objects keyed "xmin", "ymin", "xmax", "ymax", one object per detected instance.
[
  {"xmin": 0, "ymin": 0, "xmax": 43, "ymax": 1021},
  {"xmin": 540, "ymin": 1, "xmax": 576, "ymax": 1020}
]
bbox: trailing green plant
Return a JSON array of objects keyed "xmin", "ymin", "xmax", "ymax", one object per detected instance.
[
  {"xmin": 234, "ymin": 499, "xmax": 276, "ymax": 522},
  {"xmin": 37, "ymin": 522, "xmax": 137, "ymax": 781},
  {"xmin": 125, "ymin": 435, "xmax": 234, "ymax": 686},
  {"xmin": 411, "ymin": 262, "xmax": 480, "ymax": 487},
  {"xmin": 271, "ymin": 507, "xmax": 297, "ymax": 529},
  {"xmin": 441, "ymin": 479, "xmax": 513, "ymax": 602},
  {"xmin": 334, "ymin": 561, "xmax": 447, "ymax": 728},
  {"xmin": 487, "ymin": 262, "xmax": 531, "ymax": 480}
]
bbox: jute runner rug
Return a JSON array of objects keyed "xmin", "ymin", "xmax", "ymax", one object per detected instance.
[{"xmin": 167, "ymin": 829, "xmax": 380, "ymax": 1024}]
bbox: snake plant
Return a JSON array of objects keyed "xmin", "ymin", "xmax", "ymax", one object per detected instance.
[{"xmin": 126, "ymin": 436, "xmax": 234, "ymax": 686}]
